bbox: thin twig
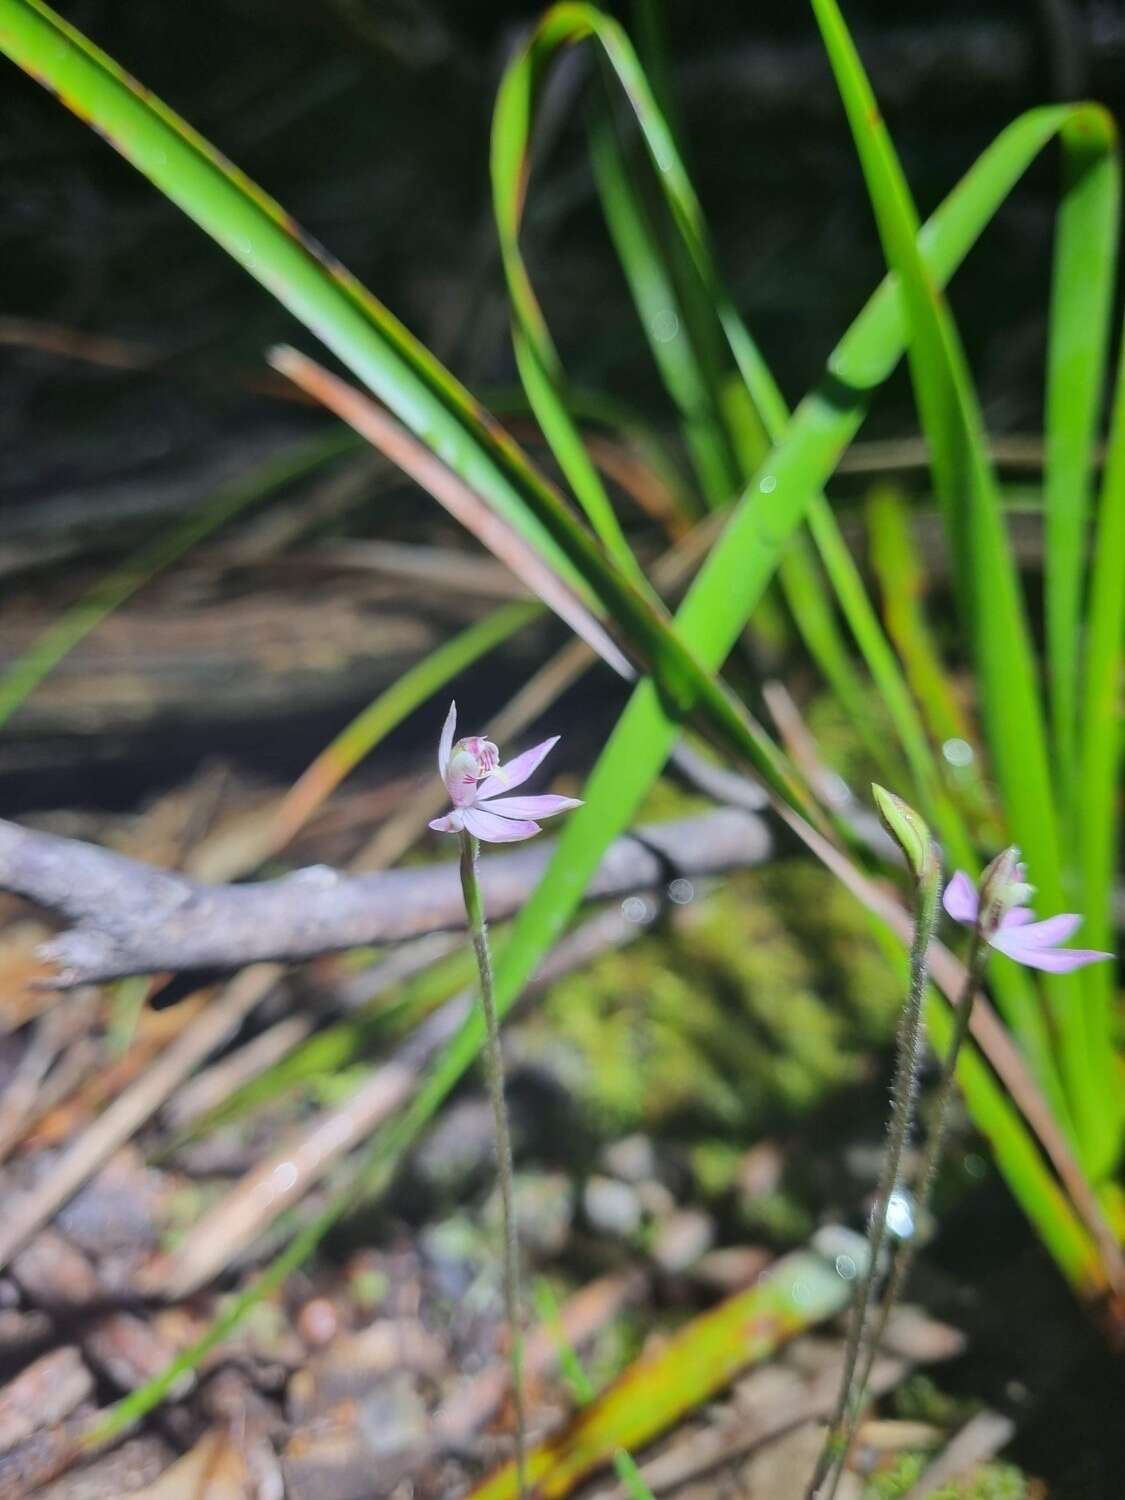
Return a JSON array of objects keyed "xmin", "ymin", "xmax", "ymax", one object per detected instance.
[{"xmin": 0, "ymin": 965, "xmax": 280, "ymax": 1274}]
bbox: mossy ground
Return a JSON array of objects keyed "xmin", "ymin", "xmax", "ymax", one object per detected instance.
[{"xmin": 522, "ymin": 855, "xmax": 901, "ymax": 1140}]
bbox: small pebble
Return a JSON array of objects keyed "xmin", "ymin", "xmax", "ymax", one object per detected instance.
[
  {"xmin": 737, "ymin": 1141, "xmax": 783, "ymax": 1200},
  {"xmin": 636, "ymin": 1179, "xmax": 676, "ymax": 1220},
  {"xmin": 651, "ymin": 1208, "xmax": 714, "ymax": 1273},
  {"xmin": 584, "ymin": 1176, "xmax": 643, "ymax": 1239},
  {"xmin": 695, "ymin": 1245, "xmax": 772, "ymax": 1291},
  {"xmin": 600, "ymin": 1133, "xmax": 657, "ymax": 1183},
  {"xmin": 297, "ymin": 1298, "xmax": 340, "ymax": 1348}
]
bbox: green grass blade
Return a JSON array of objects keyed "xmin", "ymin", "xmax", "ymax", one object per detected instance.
[
  {"xmin": 865, "ymin": 488, "xmax": 1002, "ymax": 838},
  {"xmin": 491, "ymin": 53, "xmax": 648, "ymax": 572},
  {"xmin": 1077, "ymin": 324, "xmax": 1125, "ymax": 1154},
  {"xmin": 776, "ymin": 533, "xmax": 905, "ymax": 784},
  {"xmin": 586, "ymin": 107, "xmax": 738, "ymax": 509},
  {"xmin": 808, "ymin": 0, "xmax": 1060, "ymax": 884},
  {"xmin": 1044, "ymin": 120, "xmax": 1121, "ymax": 824},
  {"xmin": 807, "ymin": 0, "xmax": 1117, "ymax": 1167},
  {"xmin": 546, "ymin": 13, "xmax": 990, "ymax": 872},
  {"xmin": 865, "ymin": 488, "xmax": 977, "ymax": 754},
  {"xmin": 0, "ymin": 431, "xmax": 356, "ymax": 731}
]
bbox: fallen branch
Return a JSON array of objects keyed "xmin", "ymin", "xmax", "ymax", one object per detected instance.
[{"xmin": 0, "ymin": 808, "xmax": 772, "ymax": 988}]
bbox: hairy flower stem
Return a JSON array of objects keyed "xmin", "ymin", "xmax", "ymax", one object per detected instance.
[
  {"xmin": 806, "ymin": 856, "xmax": 940, "ymax": 1500},
  {"xmin": 821, "ymin": 931, "xmax": 988, "ymax": 1500},
  {"xmin": 458, "ymin": 830, "xmax": 528, "ymax": 1498}
]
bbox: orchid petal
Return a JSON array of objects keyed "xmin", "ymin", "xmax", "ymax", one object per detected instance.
[
  {"xmin": 462, "ymin": 806, "xmax": 541, "ymax": 842},
  {"xmin": 438, "ymin": 701, "xmax": 456, "ymax": 779},
  {"xmin": 942, "ymin": 870, "xmax": 979, "ymax": 925},
  {"xmin": 477, "ymin": 794, "xmax": 582, "ymax": 820},
  {"xmin": 428, "ymin": 809, "xmax": 463, "ymax": 833},
  {"xmin": 992, "ymin": 913, "xmax": 1082, "ymax": 952},
  {"xmin": 477, "ymin": 736, "xmax": 559, "ymax": 799},
  {"xmin": 991, "ymin": 942, "xmax": 1113, "ymax": 974},
  {"xmin": 1000, "ymin": 907, "xmax": 1034, "ymax": 928}
]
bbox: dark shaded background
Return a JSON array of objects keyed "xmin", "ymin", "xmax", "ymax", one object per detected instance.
[
  {"xmin": 4, "ymin": 1, "xmax": 1123, "ymax": 503},
  {"xmin": 1, "ymin": 0, "xmax": 1122, "ymax": 804}
]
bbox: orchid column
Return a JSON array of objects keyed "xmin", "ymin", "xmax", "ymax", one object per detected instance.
[{"xmin": 430, "ymin": 702, "xmax": 581, "ymax": 1497}]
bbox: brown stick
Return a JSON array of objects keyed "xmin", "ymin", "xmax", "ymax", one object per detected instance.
[{"xmin": 0, "ymin": 808, "xmax": 772, "ymax": 989}]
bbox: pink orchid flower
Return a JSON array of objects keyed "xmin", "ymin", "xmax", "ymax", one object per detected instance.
[
  {"xmin": 428, "ymin": 701, "xmax": 582, "ymax": 843},
  {"xmin": 942, "ymin": 869, "xmax": 1113, "ymax": 974}
]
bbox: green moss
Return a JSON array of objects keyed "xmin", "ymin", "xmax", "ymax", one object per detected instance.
[
  {"xmin": 690, "ymin": 1140, "xmax": 744, "ymax": 1197},
  {"xmin": 862, "ymin": 1453, "xmax": 926, "ymax": 1499},
  {"xmin": 736, "ymin": 1187, "xmax": 814, "ymax": 1244},
  {"xmin": 525, "ymin": 856, "xmax": 900, "ymax": 1138},
  {"xmin": 894, "ymin": 1375, "xmax": 977, "ymax": 1428},
  {"xmin": 861, "ymin": 1455, "xmax": 1031, "ymax": 1500}
]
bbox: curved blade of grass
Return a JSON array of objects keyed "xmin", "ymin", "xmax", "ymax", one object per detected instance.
[
  {"xmin": 515, "ymin": 8, "xmax": 1068, "ymax": 1097},
  {"xmin": 0, "ymin": 0, "xmax": 604, "ymax": 599},
  {"xmin": 865, "ymin": 488, "xmax": 1001, "ymax": 837},
  {"xmin": 809, "ymin": 0, "xmax": 1118, "ymax": 1170},
  {"xmin": 591, "ymin": 106, "xmax": 885, "ymax": 741},
  {"xmin": 1078, "ymin": 325, "xmax": 1125, "ymax": 1154},
  {"xmin": 502, "ymin": 10, "xmax": 946, "ymax": 829},
  {"xmin": 269, "ymin": 600, "xmax": 542, "ymax": 851},
  {"xmin": 489, "ymin": 381, "xmax": 701, "ymax": 535},
  {"xmin": 0, "ymin": 430, "xmax": 356, "ymax": 731},
  {"xmin": 582, "ymin": 23, "xmax": 974, "ymax": 848},
  {"xmin": 587, "ymin": 108, "xmax": 738, "ymax": 510},
  {"xmin": 1044, "ymin": 121, "xmax": 1120, "ymax": 826},
  {"xmin": 864, "ymin": 488, "xmax": 976, "ymax": 752},
  {"xmin": 492, "ymin": 5, "xmax": 774, "ymax": 498},
  {"xmin": 492, "ymin": 12, "xmax": 699, "ymax": 578}
]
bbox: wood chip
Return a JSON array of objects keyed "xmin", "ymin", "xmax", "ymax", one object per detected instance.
[
  {"xmin": 0, "ymin": 1347, "xmax": 93, "ymax": 1456},
  {"xmin": 126, "ymin": 1430, "xmax": 254, "ymax": 1500}
]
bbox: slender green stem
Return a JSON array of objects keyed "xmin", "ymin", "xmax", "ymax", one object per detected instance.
[
  {"xmin": 822, "ymin": 931, "xmax": 989, "ymax": 1500},
  {"xmin": 806, "ymin": 857, "xmax": 940, "ymax": 1500},
  {"xmin": 458, "ymin": 830, "xmax": 528, "ymax": 1499}
]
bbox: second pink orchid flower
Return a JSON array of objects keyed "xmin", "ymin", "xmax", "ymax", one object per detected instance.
[{"xmin": 942, "ymin": 868, "xmax": 1112, "ymax": 973}]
